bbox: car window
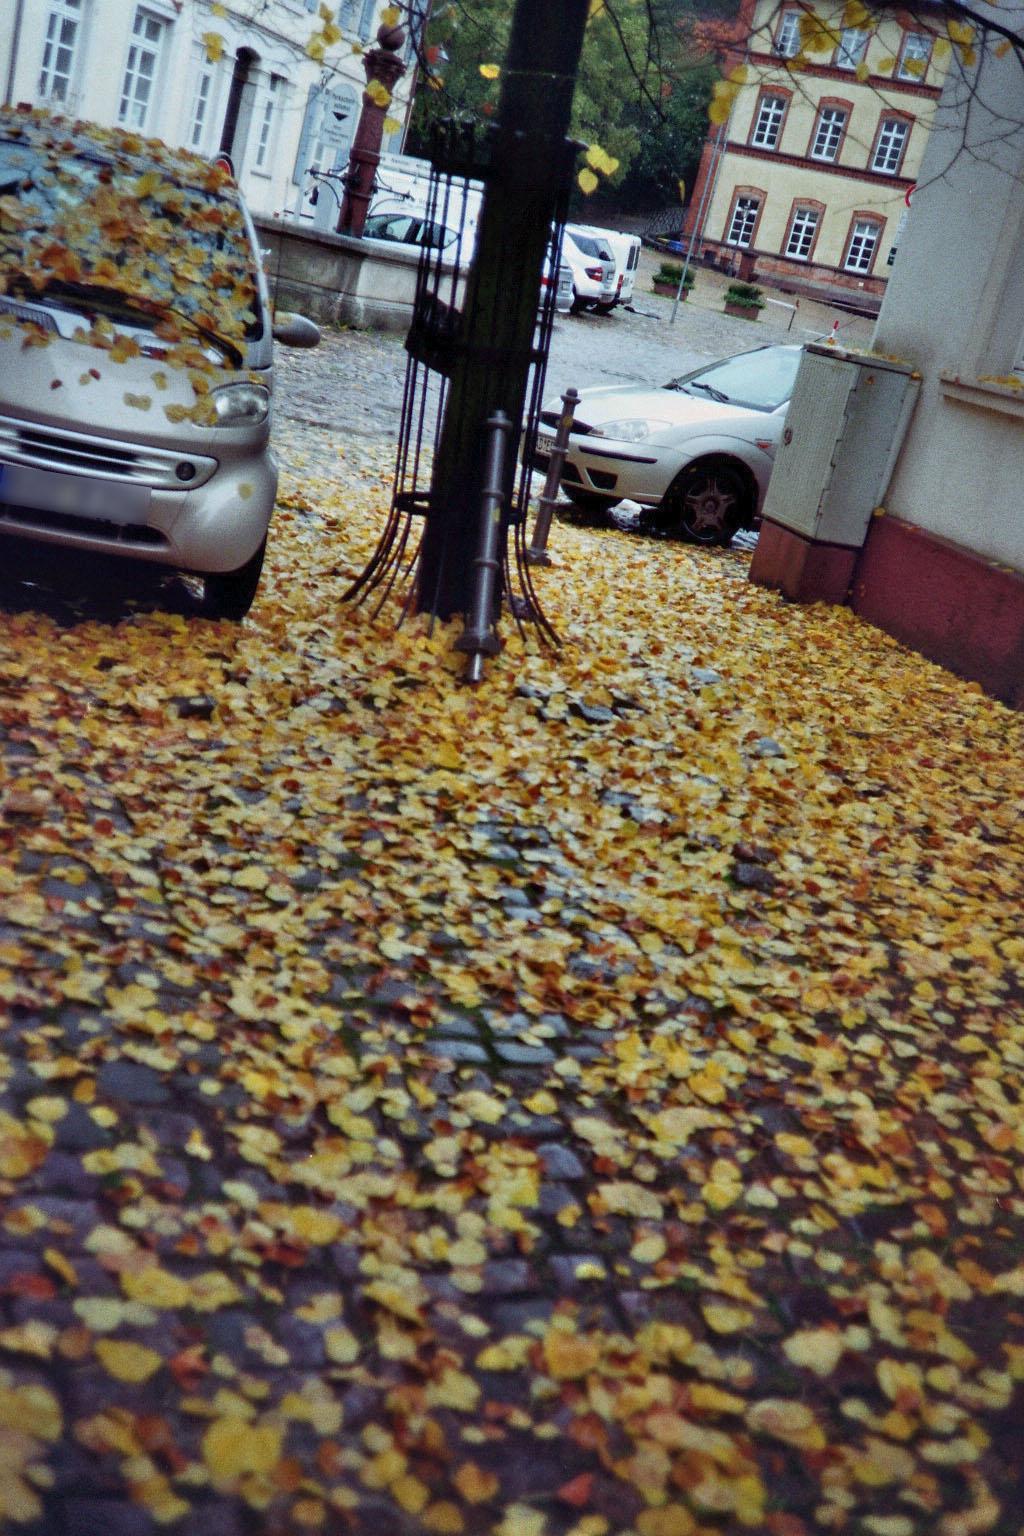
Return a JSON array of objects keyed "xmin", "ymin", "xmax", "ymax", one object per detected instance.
[
  {"xmin": 0, "ymin": 114, "xmax": 261, "ymax": 351},
  {"xmin": 668, "ymin": 347, "xmax": 802, "ymax": 411},
  {"xmin": 364, "ymin": 212, "xmax": 419, "ymax": 243},
  {"xmin": 568, "ymin": 233, "xmax": 609, "ymax": 260}
]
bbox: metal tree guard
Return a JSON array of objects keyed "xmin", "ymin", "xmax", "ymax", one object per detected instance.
[{"xmin": 345, "ymin": 0, "xmax": 590, "ymax": 678}]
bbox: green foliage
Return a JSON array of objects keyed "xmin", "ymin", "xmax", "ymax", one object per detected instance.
[
  {"xmin": 725, "ymin": 281, "xmax": 765, "ymax": 309},
  {"xmin": 406, "ymin": 0, "xmax": 715, "ymax": 211},
  {"xmin": 655, "ymin": 260, "xmax": 693, "ymax": 286}
]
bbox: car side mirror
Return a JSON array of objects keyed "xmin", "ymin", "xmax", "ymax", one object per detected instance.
[{"xmin": 273, "ymin": 313, "xmax": 320, "ymax": 348}]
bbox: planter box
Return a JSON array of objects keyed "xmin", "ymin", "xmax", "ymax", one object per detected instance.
[
  {"xmin": 724, "ymin": 300, "xmax": 761, "ymax": 320},
  {"xmin": 653, "ymin": 279, "xmax": 688, "ymax": 298}
]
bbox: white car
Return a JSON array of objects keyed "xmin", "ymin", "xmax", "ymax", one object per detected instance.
[
  {"xmin": 568, "ymin": 225, "xmax": 641, "ymax": 310},
  {"xmin": 534, "ymin": 344, "xmax": 803, "ymax": 545},
  {"xmin": 0, "ymin": 110, "xmax": 318, "ymax": 618},
  {"xmin": 560, "ymin": 229, "xmax": 617, "ymax": 313}
]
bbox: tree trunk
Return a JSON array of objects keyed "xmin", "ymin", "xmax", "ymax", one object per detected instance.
[{"xmin": 416, "ymin": 0, "xmax": 589, "ymax": 620}]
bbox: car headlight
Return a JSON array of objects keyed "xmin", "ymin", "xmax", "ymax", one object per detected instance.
[
  {"xmin": 209, "ymin": 382, "xmax": 270, "ymax": 427},
  {"xmin": 588, "ymin": 418, "xmax": 671, "ymax": 442}
]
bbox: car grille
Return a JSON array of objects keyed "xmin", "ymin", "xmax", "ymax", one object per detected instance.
[
  {"xmin": 0, "ymin": 415, "xmax": 216, "ymax": 489},
  {"xmin": 0, "ymin": 501, "xmax": 168, "ymax": 547}
]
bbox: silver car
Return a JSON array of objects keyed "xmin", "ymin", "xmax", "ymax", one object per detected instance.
[
  {"xmin": 0, "ymin": 110, "xmax": 317, "ymax": 618},
  {"xmin": 535, "ymin": 344, "xmax": 803, "ymax": 546}
]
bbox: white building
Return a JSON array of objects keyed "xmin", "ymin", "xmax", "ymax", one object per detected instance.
[{"xmin": 0, "ymin": 0, "xmax": 417, "ymax": 223}]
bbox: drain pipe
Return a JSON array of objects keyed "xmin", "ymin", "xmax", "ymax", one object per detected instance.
[{"xmin": 4, "ymin": 0, "xmax": 27, "ymax": 107}]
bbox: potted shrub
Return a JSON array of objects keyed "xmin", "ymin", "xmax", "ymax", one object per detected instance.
[
  {"xmin": 652, "ymin": 261, "xmax": 694, "ymax": 299},
  {"xmin": 723, "ymin": 281, "xmax": 765, "ymax": 320}
]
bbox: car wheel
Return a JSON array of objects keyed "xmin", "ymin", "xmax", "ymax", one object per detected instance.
[
  {"xmin": 563, "ymin": 488, "xmax": 620, "ymax": 519},
  {"xmin": 569, "ymin": 285, "xmax": 586, "ymax": 315},
  {"xmin": 202, "ymin": 537, "xmax": 267, "ymax": 620},
  {"xmin": 594, "ymin": 301, "xmax": 616, "ymax": 316},
  {"xmin": 662, "ymin": 463, "xmax": 747, "ymax": 547}
]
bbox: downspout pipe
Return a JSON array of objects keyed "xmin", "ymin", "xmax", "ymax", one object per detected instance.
[{"xmin": 4, "ymin": 0, "xmax": 27, "ymax": 108}]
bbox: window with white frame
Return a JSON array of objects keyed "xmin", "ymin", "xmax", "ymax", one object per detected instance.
[
  {"xmin": 38, "ymin": 0, "xmax": 84, "ymax": 103},
  {"xmin": 253, "ymin": 75, "xmax": 284, "ymax": 171},
  {"xmin": 189, "ymin": 65, "xmax": 215, "ymax": 151},
  {"xmin": 785, "ymin": 206, "xmax": 820, "ymax": 260},
  {"xmin": 872, "ymin": 117, "xmax": 909, "ymax": 173},
  {"xmin": 774, "ymin": 11, "xmax": 801, "ymax": 56},
  {"xmin": 810, "ymin": 105, "xmax": 848, "ymax": 162},
  {"xmin": 726, "ymin": 195, "xmax": 760, "ymax": 248},
  {"xmin": 359, "ymin": 0, "xmax": 377, "ymax": 39},
  {"xmin": 897, "ymin": 32, "xmax": 931, "ymax": 80},
  {"xmin": 845, "ymin": 218, "xmax": 881, "ymax": 272},
  {"xmin": 118, "ymin": 8, "xmax": 166, "ymax": 131},
  {"xmin": 835, "ymin": 27, "xmax": 868, "ymax": 69},
  {"xmin": 338, "ymin": 0, "xmax": 358, "ymax": 27},
  {"xmin": 751, "ymin": 93, "xmax": 787, "ymax": 149}
]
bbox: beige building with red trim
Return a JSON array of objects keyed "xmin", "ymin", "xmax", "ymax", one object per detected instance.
[{"xmin": 687, "ymin": 0, "xmax": 949, "ymax": 311}]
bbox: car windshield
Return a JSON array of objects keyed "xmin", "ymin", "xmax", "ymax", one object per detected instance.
[
  {"xmin": 0, "ymin": 110, "xmax": 261, "ymax": 355},
  {"xmin": 666, "ymin": 346, "xmax": 801, "ymax": 411}
]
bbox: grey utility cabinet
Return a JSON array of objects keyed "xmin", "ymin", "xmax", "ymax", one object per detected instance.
[{"xmin": 760, "ymin": 343, "xmax": 920, "ymax": 547}]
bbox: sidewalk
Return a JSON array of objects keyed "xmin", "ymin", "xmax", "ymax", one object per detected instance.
[{"xmin": 0, "ymin": 427, "xmax": 1021, "ymax": 1535}]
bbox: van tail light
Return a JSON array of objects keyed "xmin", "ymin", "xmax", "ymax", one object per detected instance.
[{"xmin": 585, "ymin": 265, "xmax": 603, "ymax": 279}]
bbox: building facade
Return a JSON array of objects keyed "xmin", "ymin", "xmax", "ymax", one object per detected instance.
[
  {"xmin": 687, "ymin": 0, "xmax": 948, "ymax": 310},
  {"xmin": 751, "ymin": 0, "xmax": 1024, "ymax": 708},
  {"xmin": 0, "ymin": 0, "xmax": 417, "ymax": 224}
]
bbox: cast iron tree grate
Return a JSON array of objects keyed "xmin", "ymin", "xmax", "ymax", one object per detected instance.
[{"xmin": 343, "ymin": 114, "xmax": 573, "ymax": 659}]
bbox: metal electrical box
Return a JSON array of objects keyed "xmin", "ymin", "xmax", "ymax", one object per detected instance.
[{"xmin": 761, "ymin": 343, "xmax": 920, "ymax": 546}]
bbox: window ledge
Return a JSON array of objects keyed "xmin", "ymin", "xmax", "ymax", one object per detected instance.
[{"xmin": 940, "ymin": 372, "xmax": 1024, "ymax": 421}]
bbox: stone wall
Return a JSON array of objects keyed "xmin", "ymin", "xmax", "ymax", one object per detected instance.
[{"xmin": 256, "ymin": 218, "xmax": 465, "ymax": 333}]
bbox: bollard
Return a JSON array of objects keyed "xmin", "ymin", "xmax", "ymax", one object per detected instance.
[
  {"xmin": 456, "ymin": 411, "xmax": 512, "ymax": 685},
  {"xmin": 526, "ymin": 386, "xmax": 579, "ymax": 567}
]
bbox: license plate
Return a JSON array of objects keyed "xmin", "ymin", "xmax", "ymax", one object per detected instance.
[
  {"xmin": 536, "ymin": 433, "xmax": 556, "ymax": 454},
  {"xmin": 0, "ymin": 462, "xmax": 151, "ymax": 525}
]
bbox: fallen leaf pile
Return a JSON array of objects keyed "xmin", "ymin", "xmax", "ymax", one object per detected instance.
[{"xmin": 0, "ymin": 435, "xmax": 1022, "ymax": 1535}]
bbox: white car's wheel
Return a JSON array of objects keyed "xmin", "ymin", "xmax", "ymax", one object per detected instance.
[
  {"xmin": 202, "ymin": 537, "xmax": 267, "ymax": 621},
  {"xmin": 663, "ymin": 463, "xmax": 747, "ymax": 547}
]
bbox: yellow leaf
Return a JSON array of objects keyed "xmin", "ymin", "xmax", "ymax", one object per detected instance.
[
  {"xmin": 95, "ymin": 1339, "xmax": 163, "ymax": 1383},
  {"xmin": 289, "ymin": 1207, "xmax": 342, "ymax": 1245},
  {"xmin": 43, "ymin": 1248, "xmax": 77, "ymax": 1288},
  {"xmin": 542, "ymin": 1328, "xmax": 600, "ymax": 1380},
  {"xmin": 453, "ymin": 1462, "xmax": 499, "ymax": 1503},
  {"xmin": 783, "ymin": 1328, "xmax": 845, "ymax": 1377},
  {"xmin": 121, "ymin": 1267, "xmax": 191, "ymax": 1310},
  {"xmin": 747, "ymin": 1398, "xmax": 826, "ymax": 1450},
  {"xmin": 476, "ymin": 1335, "xmax": 533, "ymax": 1371},
  {"xmin": 203, "ymin": 1418, "xmax": 283, "ymax": 1487},
  {"xmin": 427, "ymin": 1367, "xmax": 481, "ymax": 1412},
  {"xmin": 701, "ymin": 1302, "xmax": 754, "ymax": 1334},
  {"xmin": 423, "ymin": 1504, "xmax": 465, "ymax": 1535},
  {"xmin": 479, "ymin": 63, "xmax": 501, "ymax": 80},
  {"xmin": 708, "ymin": 80, "xmax": 738, "ymax": 125},
  {"xmin": 383, "ymin": 116, "xmax": 403, "ymax": 135},
  {"xmin": 366, "ymin": 79, "xmax": 392, "ymax": 108},
  {"xmin": 324, "ymin": 1327, "xmax": 360, "ymax": 1364},
  {"xmin": 202, "ymin": 31, "xmax": 225, "ymax": 64},
  {"xmin": 306, "ymin": 36, "xmax": 326, "ymax": 61},
  {"xmin": 577, "ymin": 168, "xmax": 599, "ymax": 196},
  {"xmin": 0, "ymin": 1383, "xmax": 62, "ymax": 1441},
  {"xmin": 381, "ymin": 5, "xmax": 401, "ymax": 23}
]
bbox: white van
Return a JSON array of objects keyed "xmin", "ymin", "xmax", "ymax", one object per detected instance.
[{"xmin": 567, "ymin": 224, "xmax": 641, "ymax": 311}]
